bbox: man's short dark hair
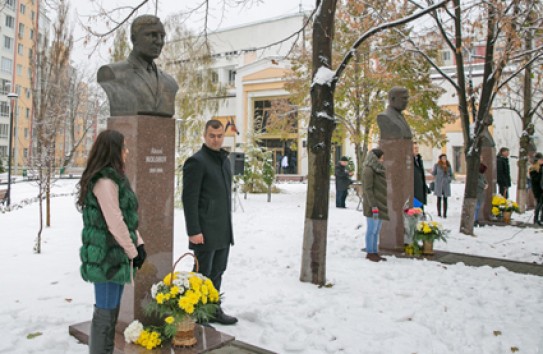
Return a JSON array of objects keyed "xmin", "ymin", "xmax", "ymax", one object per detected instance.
[
  {"xmin": 388, "ymin": 87, "xmax": 408, "ymax": 102},
  {"xmin": 131, "ymin": 15, "xmax": 162, "ymax": 41},
  {"xmin": 205, "ymin": 119, "xmax": 224, "ymax": 133}
]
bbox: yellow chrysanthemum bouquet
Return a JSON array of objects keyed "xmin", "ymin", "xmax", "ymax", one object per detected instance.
[
  {"xmin": 411, "ymin": 220, "xmax": 449, "ymax": 254},
  {"xmin": 124, "ymin": 253, "xmax": 220, "ymax": 349},
  {"xmin": 491, "ymin": 195, "xmax": 520, "ymax": 216}
]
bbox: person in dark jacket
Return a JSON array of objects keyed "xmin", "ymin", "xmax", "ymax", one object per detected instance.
[
  {"xmin": 497, "ymin": 147, "xmax": 512, "ymax": 198},
  {"xmin": 529, "ymin": 152, "xmax": 543, "ymax": 225},
  {"xmin": 77, "ymin": 130, "xmax": 146, "ymax": 354},
  {"xmin": 474, "ymin": 162, "xmax": 489, "ymax": 227},
  {"xmin": 362, "ymin": 148, "xmax": 389, "ymax": 262},
  {"xmin": 182, "ymin": 119, "xmax": 237, "ymax": 325},
  {"xmin": 335, "ymin": 156, "xmax": 353, "ymax": 208},
  {"xmin": 413, "ymin": 142, "xmax": 429, "ymax": 210}
]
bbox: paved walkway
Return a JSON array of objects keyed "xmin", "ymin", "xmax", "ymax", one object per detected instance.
[{"xmin": 387, "ymin": 249, "xmax": 543, "ymax": 277}]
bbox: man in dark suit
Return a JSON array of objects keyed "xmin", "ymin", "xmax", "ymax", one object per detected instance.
[
  {"xmin": 377, "ymin": 87, "xmax": 412, "ymax": 140},
  {"xmin": 182, "ymin": 119, "xmax": 237, "ymax": 325},
  {"xmin": 97, "ymin": 15, "xmax": 178, "ymax": 117},
  {"xmin": 335, "ymin": 156, "xmax": 353, "ymax": 208}
]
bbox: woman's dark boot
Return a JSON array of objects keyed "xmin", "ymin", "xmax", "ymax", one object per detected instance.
[
  {"xmin": 437, "ymin": 197, "xmax": 442, "ymax": 217},
  {"xmin": 89, "ymin": 306, "xmax": 118, "ymax": 354},
  {"xmin": 443, "ymin": 197, "xmax": 448, "ymax": 218}
]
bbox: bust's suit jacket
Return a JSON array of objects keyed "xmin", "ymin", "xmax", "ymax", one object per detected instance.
[
  {"xmin": 97, "ymin": 52, "xmax": 179, "ymax": 117},
  {"xmin": 377, "ymin": 106, "xmax": 413, "ymax": 140}
]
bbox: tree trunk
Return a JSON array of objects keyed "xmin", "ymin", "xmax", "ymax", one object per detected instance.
[
  {"xmin": 300, "ymin": 0, "xmax": 337, "ymax": 285},
  {"xmin": 459, "ymin": 153, "xmax": 480, "ymax": 235},
  {"xmin": 516, "ymin": 19, "xmax": 533, "ymax": 213},
  {"xmin": 267, "ymin": 185, "xmax": 271, "ymax": 202},
  {"xmin": 46, "ymin": 169, "xmax": 51, "ymax": 227}
]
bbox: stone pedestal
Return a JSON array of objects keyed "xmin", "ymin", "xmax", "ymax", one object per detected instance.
[
  {"xmin": 481, "ymin": 146, "xmax": 496, "ymax": 222},
  {"xmin": 106, "ymin": 115, "xmax": 175, "ymax": 327},
  {"xmin": 379, "ymin": 139, "xmax": 413, "ymax": 251}
]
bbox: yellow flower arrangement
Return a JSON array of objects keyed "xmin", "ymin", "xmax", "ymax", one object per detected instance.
[
  {"xmin": 124, "ymin": 270, "xmax": 220, "ymax": 349},
  {"xmin": 411, "ymin": 220, "xmax": 449, "ymax": 254},
  {"xmin": 491, "ymin": 195, "xmax": 520, "ymax": 214}
]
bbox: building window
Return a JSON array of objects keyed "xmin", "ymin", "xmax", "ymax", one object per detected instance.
[
  {"xmin": 31, "ymin": 11, "xmax": 35, "ymax": 21},
  {"xmin": 20, "ymin": 3, "xmax": 26, "ymax": 14},
  {"xmin": 24, "ymin": 128, "xmax": 28, "ymax": 138},
  {"xmin": 0, "ymin": 79, "xmax": 11, "ymax": 95},
  {"xmin": 453, "ymin": 146, "xmax": 465, "ymax": 174},
  {"xmin": 0, "ymin": 102, "xmax": 9, "ymax": 117},
  {"xmin": 28, "ymin": 48, "xmax": 32, "ymax": 59},
  {"xmin": 18, "ymin": 43, "xmax": 23, "ymax": 55},
  {"xmin": 228, "ymin": 69, "xmax": 236, "ymax": 85},
  {"xmin": 4, "ymin": 36, "xmax": 14, "ymax": 50},
  {"xmin": 26, "ymin": 107, "xmax": 30, "ymax": 118},
  {"xmin": 0, "ymin": 123, "xmax": 9, "ymax": 138},
  {"xmin": 441, "ymin": 50, "xmax": 451, "ymax": 62},
  {"xmin": 211, "ymin": 70, "xmax": 219, "ymax": 84},
  {"xmin": 18, "ymin": 23, "xmax": 25, "ymax": 39},
  {"xmin": 30, "ymin": 29, "xmax": 34, "ymax": 40},
  {"xmin": 25, "ymin": 87, "xmax": 30, "ymax": 98},
  {"xmin": 5, "ymin": 15, "xmax": 15, "ymax": 28},
  {"xmin": 16, "ymin": 64, "xmax": 22, "ymax": 76},
  {"xmin": 5, "ymin": 0, "xmax": 15, "ymax": 10},
  {"xmin": 1, "ymin": 57, "xmax": 13, "ymax": 73},
  {"xmin": 0, "ymin": 146, "xmax": 7, "ymax": 157}
]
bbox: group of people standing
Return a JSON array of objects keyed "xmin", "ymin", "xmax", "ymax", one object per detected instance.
[{"xmin": 78, "ymin": 120, "xmax": 237, "ymax": 354}]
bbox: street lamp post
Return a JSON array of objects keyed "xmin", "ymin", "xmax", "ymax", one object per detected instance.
[{"xmin": 6, "ymin": 91, "xmax": 19, "ymax": 206}]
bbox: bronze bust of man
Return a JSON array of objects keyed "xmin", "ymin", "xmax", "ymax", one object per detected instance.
[
  {"xmin": 98, "ymin": 15, "xmax": 179, "ymax": 117},
  {"xmin": 377, "ymin": 87, "xmax": 413, "ymax": 140}
]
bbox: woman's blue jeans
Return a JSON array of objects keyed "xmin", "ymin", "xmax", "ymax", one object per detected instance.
[
  {"xmin": 365, "ymin": 217, "xmax": 382, "ymax": 254},
  {"xmin": 474, "ymin": 200, "xmax": 482, "ymax": 222},
  {"xmin": 94, "ymin": 282, "xmax": 124, "ymax": 310}
]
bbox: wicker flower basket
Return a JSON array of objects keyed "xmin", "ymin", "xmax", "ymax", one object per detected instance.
[
  {"xmin": 172, "ymin": 316, "xmax": 197, "ymax": 347},
  {"xmin": 422, "ymin": 240, "xmax": 434, "ymax": 255},
  {"xmin": 171, "ymin": 253, "xmax": 199, "ymax": 348}
]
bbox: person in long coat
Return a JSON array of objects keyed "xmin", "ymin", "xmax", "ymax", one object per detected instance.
[
  {"xmin": 335, "ymin": 156, "xmax": 353, "ymax": 208},
  {"xmin": 529, "ymin": 152, "xmax": 543, "ymax": 225},
  {"xmin": 182, "ymin": 119, "xmax": 237, "ymax": 325},
  {"xmin": 413, "ymin": 142, "xmax": 429, "ymax": 209},
  {"xmin": 496, "ymin": 147, "xmax": 512, "ymax": 198},
  {"xmin": 362, "ymin": 148, "xmax": 389, "ymax": 262},
  {"xmin": 432, "ymin": 154, "xmax": 453, "ymax": 218}
]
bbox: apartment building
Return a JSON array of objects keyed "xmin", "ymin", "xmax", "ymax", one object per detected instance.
[{"xmin": 0, "ymin": 0, "xmax": 44, "ymax": 175}]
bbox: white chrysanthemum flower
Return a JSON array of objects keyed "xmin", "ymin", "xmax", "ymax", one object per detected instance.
[
  {"xmin": 151, "ymin": 281, "xmax": 164, "ymax": 298},
  {"xmin": 123, "ymin": 320, "xmax": 143, "ymax": 343}
]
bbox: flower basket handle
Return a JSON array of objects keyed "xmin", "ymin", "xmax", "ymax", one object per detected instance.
[{"xmin": 172, "ymin": 252, "xmax": 199, "ymax": 274}]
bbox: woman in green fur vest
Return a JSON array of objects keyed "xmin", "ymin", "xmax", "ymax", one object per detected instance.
[{"xmin": 77, "ymin": 129, "xmax": 146, "ymax": 354}]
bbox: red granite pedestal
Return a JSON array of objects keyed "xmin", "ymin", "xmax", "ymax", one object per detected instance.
[
  {"xmin": 481, "ymin": 146, "xmax": 496, "ymax": 223},
  {"xmin": 379, "ymin": 138, "xmax": 414, "ymax": 251}
]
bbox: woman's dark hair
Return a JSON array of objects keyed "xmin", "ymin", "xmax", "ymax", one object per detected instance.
[
  {"xmin": 439, "ymin": 154, "xmax": 447, "ymax": 159},
  {"xmin": 498, "ymin": 147, "xmax": 509, "ymax": 156},
  {"xmin": 372, "ymin": 148, "xmax": 384, "ymax": 159},
  {"xmin": 77, "ymin": 130, "xmax": 125, "ymax": 208}
]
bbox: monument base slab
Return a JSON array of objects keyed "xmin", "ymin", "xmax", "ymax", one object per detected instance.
[{"xmin": 69, "ymin": 321, "xmax": 235, "ymax": 353}]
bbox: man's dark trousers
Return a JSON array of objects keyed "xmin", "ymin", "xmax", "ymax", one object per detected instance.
[
  {"xmin": 193, "ymin": 247, "xmax": 230, "ymax": 291},
  {"xmin": 336, "ymin": 189, "xmax": 348, "ymax": 208}
]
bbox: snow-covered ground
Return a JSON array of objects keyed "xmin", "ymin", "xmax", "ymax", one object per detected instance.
[{"xmin": 1, "ymin": 179, "xmax": 542, "ymax": 354}]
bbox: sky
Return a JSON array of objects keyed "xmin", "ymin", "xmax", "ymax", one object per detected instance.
[
  {"xmin": 69, "ymin": 0, "xmax": 315, "ymax": 69},
  {"xmin": 2, "ymin": 179, "xmax": 543, "ymax": 353}
]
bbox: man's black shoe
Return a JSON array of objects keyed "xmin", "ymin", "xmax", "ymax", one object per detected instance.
[{"xmin": 211, "ymin": 308, "xmax": 238, "ymax": 325}]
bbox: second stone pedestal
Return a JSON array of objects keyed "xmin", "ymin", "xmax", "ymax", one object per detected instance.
[{"xmin": 379, "ymin": 139, "xmax": 413, "ymax": 251}]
